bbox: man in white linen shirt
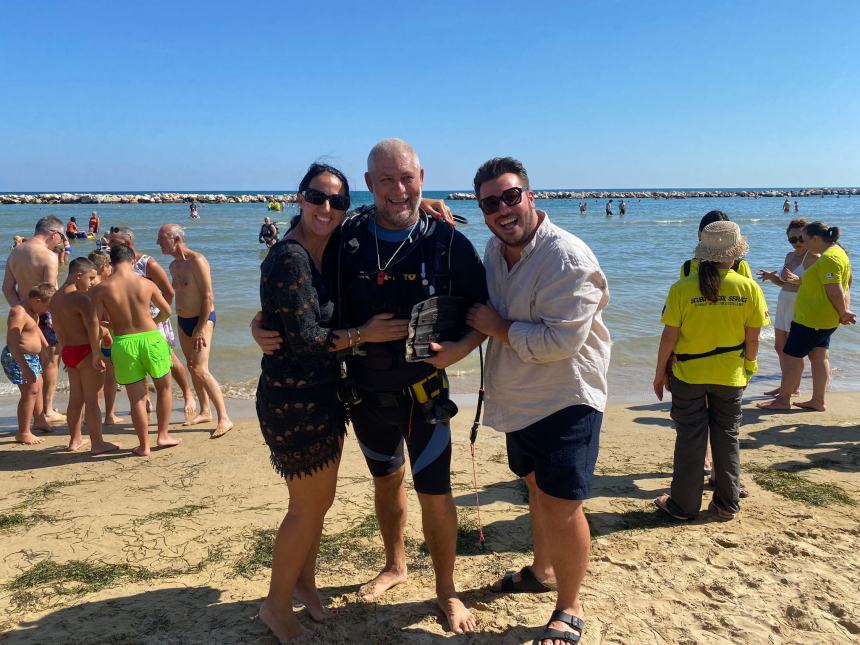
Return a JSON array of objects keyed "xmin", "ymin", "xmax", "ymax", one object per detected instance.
[{"xmin": 466, "ymin": 157, "xmax": 610, "ymax": 645}]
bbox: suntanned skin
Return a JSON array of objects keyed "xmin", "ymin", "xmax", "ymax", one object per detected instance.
[
  {"xmin": 90, "ymin": 262, "xmax": 126, "ymax": 425},
  {"xmin": 90, "ymin": 260, "xmax": 180, "ymax": 456},
  {"xmin": 157, "ymin": 224, "xmax": 233, "ymax": 437},
  {"xmin": 6, "ymin": 297, "xmax": 51, "ymax": 444},
  {"xmin": 107, "ymin": 232, "xmax": 197, "ymax": 421},
  {"xmin": 3, "ymin": 228, "xmax": 64, "ymax": 423},
  {"xmin": 50, "ymin": 268, "xmax": 120, "ymax": 454}
]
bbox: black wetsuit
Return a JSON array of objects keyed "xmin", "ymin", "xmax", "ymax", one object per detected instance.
[{"xmin": 328, "ymin": 208, "xmax": 488, "ymax": 494}]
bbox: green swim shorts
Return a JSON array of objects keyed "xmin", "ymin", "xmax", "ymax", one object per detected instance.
[{"xmin": 112, "ymin": 329, "xmax": 171, "ymax": 385}]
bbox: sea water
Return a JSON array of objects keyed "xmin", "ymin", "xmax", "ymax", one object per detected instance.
[{"xmin": 1, "ymin": 192, "xmax": 858, "ymax": 402}]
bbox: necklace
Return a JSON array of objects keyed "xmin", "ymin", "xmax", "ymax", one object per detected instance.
[{"xmin": 373, "ymin": 216, "xmax": 419, "ymax": 286}]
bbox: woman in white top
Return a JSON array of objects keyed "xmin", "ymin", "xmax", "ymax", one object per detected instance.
[{"xmin": 757, "ymin": 219, "xmax": 819, "ymax": 395}]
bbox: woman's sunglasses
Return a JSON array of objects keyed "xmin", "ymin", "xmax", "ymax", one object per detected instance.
[
  {"xmin": 788, "ymin": 236, "xmax": 803, "ymax": 244},
  {"xmin": 302, "ymin": 188, "xmax": 350, "ymax": 211},
  {"xmin": 478, "ymin": 186, "xmax": 527, "ymax": 215}
]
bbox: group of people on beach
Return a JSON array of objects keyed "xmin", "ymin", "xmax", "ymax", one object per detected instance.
[{"xmin": 2, "ymin": 218, "xmax": 233, "ymax": 456}]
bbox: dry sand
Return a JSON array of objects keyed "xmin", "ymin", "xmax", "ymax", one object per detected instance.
[{"xmin": 0, "ymin": 393, "xmax": 858, "ymax": 644}]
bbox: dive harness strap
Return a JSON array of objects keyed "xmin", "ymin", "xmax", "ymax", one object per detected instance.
[{"xmin": 674, "ymin": 342, "xmax": 745, "ymax": 363}]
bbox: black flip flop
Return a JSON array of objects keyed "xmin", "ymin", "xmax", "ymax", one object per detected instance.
[
  {"xmin": 493, "ymin": 566, "xmax": 554, "ymax": 593},
  {"xmin": 533, "ymin": 609, "xmax": 584, "ymax": 644}
]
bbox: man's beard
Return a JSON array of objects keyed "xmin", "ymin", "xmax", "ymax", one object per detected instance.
[{"xmin": 374, "ymin": 195, "xmax": 420, "ymax": 230}]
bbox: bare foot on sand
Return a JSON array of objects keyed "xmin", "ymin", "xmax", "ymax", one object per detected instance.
[
  {"xmin": 360, "ymin": 567, "xmax": 407, "ymax": 601},
  {"xmin": 794, "ymin": 400, "xmax": 825, "ymax": 411},
  {"xmin": 763, "ymin": 387, "xmax": 800, "ymax": 397},
  {"xmin": 132, "ymin": 445, "xmax": 150, "ymax": 457},
  {"xmin": 183, "ymin": 399, "xmax": 197, "ymax": 423},
  {"xmin": 756, "ymin": 398, "xmax": 793, "ymax": 410},
  {"xmin": 437, "ymin": 595, "xmax": 476, "ymax": 634},
  {"xmin": 104, "ymin": 415, "xmax": 127, "ymax": 426},
  {"xmin": 156, "ymin": 437, "xmax": 182, "ymax": 449},
  {"xmin": 258, "ymin": 599, "xmax": 309, "ymax": 642},
  {"xmin": 183, "ymin": 412, "xmax": 212, "ymax": 427},
  {"xmin": 294, "ymin": 585, "xmax": 330, "ymax": 623},
  {"xmin": 210, "ymin": 420, "xmax": 234, "ymax": 439},
  {"xmin": 91, "ymin": 440, "xmax": 122, "ymax": 455},
  {"xmin": 67, "ymin": 438, "xmax": 89, "ymax": 451},
  {"xmin": 15, "ymin": 432, "xmax": 44, "ymax": 445},
  {"xmin": 32, "ymin": 424, "xmax": 54, "ymax": 433},
  {"xmin": 44, "ymin": 410, "xmax": 66, "ymax": 424}
]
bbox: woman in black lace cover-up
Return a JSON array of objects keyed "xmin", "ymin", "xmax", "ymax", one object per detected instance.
[{"xmin": 255, "ymin": 163, "xmax": 407, "ymax": 641}]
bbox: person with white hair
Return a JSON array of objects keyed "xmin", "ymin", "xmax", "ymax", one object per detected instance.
[{"xmin": 653, "ymin": 220, "xmax": 769, "ymax": 522}]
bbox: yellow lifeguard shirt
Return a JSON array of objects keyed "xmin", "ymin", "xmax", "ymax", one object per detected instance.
[
  {"xmin": 680, "ymin": 258, "xmax": 753, "ymax": 280},
  {"xmin": 793, "ymin": 245, "xmax": 852, "ymax": 330},
  {"xmin": 662, "ymin": 269, "xmax": 770, "ymax": 386}
]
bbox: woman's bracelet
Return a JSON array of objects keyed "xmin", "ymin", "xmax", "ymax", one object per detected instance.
[{"xmin": 346, "ymin": 328, "xmax": 354, "ymax": 347}]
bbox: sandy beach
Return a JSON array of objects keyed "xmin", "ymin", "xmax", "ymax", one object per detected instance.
[{"xmin": 0, "ymin": 392, "xmax": 858, "ymax": 644}]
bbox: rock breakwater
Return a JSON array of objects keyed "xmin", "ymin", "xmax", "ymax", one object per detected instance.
[{"xmin": 0, "ymin": 193, "xmax": 300, "ymax": 205}]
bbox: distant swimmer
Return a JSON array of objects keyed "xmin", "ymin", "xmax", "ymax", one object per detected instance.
[
  {"xmin": 783, "ymin": 198, "xmax": 791, "ymax": 213},
  {"xmin": 605, "ymin": 199, "xmax": 613, "ymax": 217},
  {"xmin": 66, "ymin": 217, "xmax": 79, "ymax": 237},
  {"xmin": 794, "ymin": 200, "xmax": 799, "ymax": 212},
  {"xmin": 88, "ymin": 211, "xmax": 100, "ymax": 234},
  {"xmin": 258, "ymin": 217, "xmax": 279, "ymax": 247},
  {"xmin": 190, "ymin": 201, "xmax": 199, "ymax": 219},
  {"xmin": 619, "ymin": 199, "xmax": 626, "ymax": 216},
  {"xmin": 579, "ymin": 202, "xmax": 587, "ymax": 215}
]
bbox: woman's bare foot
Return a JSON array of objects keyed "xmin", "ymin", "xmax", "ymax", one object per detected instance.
[
  {"xmin": 183, "ymin": 399, "xmax": 197, "ymax": 423},
  {"xmin": 359, "ymin": 566, "xmax": 407, "ymax": 601},
  {"xmin": 756, "ymin": 398, "xmax": 792, "ymax": 410},
  {"xmin": 15, "ymin": 432, "xmax": 44, "ymax": 445},
  {"xmin": 437, "ymin": 594, "xmax": 476, "ymax": 634},
  {"xmin": 763, "ymin": 387, "xmax": 800, "ymax": 397},
  {"xmin": 67, "ymin": 437, "xmax": 89, "ymax": 451},
  {"xmin": 44, "ymin": 409, "xmax": 66, "ymax": 424},
  {"xmin": 258, "ymin": 599, "xmax": 309, "ymax": 642},
  {"xmin": 91, "ymin": 440, "xmax": 122, "ymax": 455},
  {"xmin": 104, "ymin": 414, "xmax": 127, "ymax": 426},
  {"xmin": 210, "ymin": 420, "xmax": 234, "ymax": 439},
  {"xmin": 794, "ymin": 400, "xmax": 825, "ymax": 411},
  {"xmin": 156, "ymin": 436, "xmax": 182, "ymax": 449},
  {"xmin": 132, "ymin": 445, "xmax": 150, "ymax": 457},
  {"xmin": 183, "ymin": 412, "xmax": 212, "ymax": 427},
  {"xmin": 293, "ymin": 585, "xmax": 330, "ymax": 623}
]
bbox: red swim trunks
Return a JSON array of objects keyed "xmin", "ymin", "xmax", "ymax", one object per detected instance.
[{"xmin": 61, "ymin": 344, "xmax": 92, "ymax": 368}]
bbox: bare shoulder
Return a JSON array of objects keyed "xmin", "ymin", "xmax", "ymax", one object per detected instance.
[
  {"xmin": 190, "ymin": 250, "xmax": 211, "ymax": 274},
  {"xmin": 7, "ymin": 305, "xmax": 29, "ymax": 326}
]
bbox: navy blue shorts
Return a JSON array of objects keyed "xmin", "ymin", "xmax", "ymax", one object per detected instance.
[
  {"xmin": 506, "ymin": 404, "xmax": 602, "ymax": 500},
  {"xmin": 783, "ymin": 321, "xmax": 836, "ymax": 358},
  {"xmin": 349, "ymin": 389, "xmax": 452, "ymax": 495}
]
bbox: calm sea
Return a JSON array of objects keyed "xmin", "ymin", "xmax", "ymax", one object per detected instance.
[{"xmin": 1, "ymin": 191, "xmax": 858, "ymax": 402}]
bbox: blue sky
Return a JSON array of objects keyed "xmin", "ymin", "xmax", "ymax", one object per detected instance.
[{"xmin": 1, "ymin": 0, "xmax": 858, "ymax": 191}]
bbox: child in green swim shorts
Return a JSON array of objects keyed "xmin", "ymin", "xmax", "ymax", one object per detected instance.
[{"xmin": 111, "ymin": 329, "xmax": 172, "ymax": 385}]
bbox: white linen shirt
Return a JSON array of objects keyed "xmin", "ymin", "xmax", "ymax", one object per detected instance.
[{"xmin": 482, "ymin": 213, "xmax": 611, "ymax": 432}]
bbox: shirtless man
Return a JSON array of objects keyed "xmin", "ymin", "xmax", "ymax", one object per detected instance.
[
  {"xmin": 107, "ymin": 226, "xmax": 197, "ymax": 421},
  {"xmin": 90, "ymin": 244, "xmax": 180, "ymax": 456},
  {"xmin": 50, "ymin": 257, "xmax": 120, "ymax": 454},
  {"xmin": 3, "ymin": 284, "xmax": 54, "ymax": 444},
  {"xmin": 157, "ymin": 224, "xmax": 233, "ymax": 437},
  {"xmin": 3, "ymin": 215, "xmax": 65, "ymax": 424}
]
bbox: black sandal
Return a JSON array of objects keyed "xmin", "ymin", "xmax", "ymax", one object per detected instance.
[
  {"xmin": 532, "ymin": 609, "xmax": 584, "ymax": 644},
  {"xmin": 492, "ymin": 566, "xmax": 555, "ymax": 593}
]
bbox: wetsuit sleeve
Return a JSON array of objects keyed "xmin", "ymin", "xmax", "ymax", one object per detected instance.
[
  {"xmin": 507, "ymin": 259, "xmax": 608, "ymax": 363},
  {"xmin": 261, "ymin": 246, "xmax": 335, "ymax": 354},
  {"xmin": 450, "ymin": 232, "xmax": 489, "ymax": 305}
]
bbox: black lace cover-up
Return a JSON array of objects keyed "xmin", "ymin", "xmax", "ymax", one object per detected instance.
[{"xmin": 256, "ymin": 239, "xmax": 346, "ymax": 479}]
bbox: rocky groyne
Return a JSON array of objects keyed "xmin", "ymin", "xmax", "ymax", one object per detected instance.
[
  {"xmin": 0, "ymin": 193, "xmax": 299, "ymax": 205},
  {"xmin": 446, "ymin": 188, "xmax": 859, "ymax": 200}
]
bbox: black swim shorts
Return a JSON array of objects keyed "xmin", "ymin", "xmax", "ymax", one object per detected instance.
[
  {"xmin": 783, "ymin": 321, "xmax": 837, "ymax": 358},
  {"xmin": 349, "ymin": 389, "xmax": 452, "ymax": 495},
  {"xmin": 506, "ymin": 404, "xmax": 602, "ymax": 500}
]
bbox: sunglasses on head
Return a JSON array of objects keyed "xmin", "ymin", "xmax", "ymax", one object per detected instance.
[
  {"xmin": 788, "ymin": 236, "xmax": 803, "ymax": 243},
  {"xmin": 302, "ymin": 188, "xmax": 350, "ymax": 211},
  {"xmin": 478, "ymin": 186, "xmax": 527, "ymax": 215}
]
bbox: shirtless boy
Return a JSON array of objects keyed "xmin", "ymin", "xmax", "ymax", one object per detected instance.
[
  {"xmin": 157, "ymin": 224, "xmax": 233, "ymax": 437},
  {"xmin": 3, "ymin": 284, "xmax": 55, "ymax": 445},
  {"xmin": 50, "ymin": 257, "xmax": 121, "ymax": 454},
  {"xmin": 88, "ymin": 251, "xmax": 125, "ymax": 426},
  {"xmin": 3, "ymin": 215, "xmax": 65, "ymax": 424},
  {"xmin": 90, "ymin": 245, "xmax": 180, "ymax": 456}
]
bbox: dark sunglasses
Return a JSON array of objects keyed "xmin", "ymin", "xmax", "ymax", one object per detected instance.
[
  {"xmin": 478, "ymin": 186, "xmax": 527, "ymax": 215},
  {"xmin": 302, "ymin": 188, "xmax": 350, "ymax": 211},
  {"xmin": 788, "ymin": 236, "xmax": 803, "ymax": 244}
]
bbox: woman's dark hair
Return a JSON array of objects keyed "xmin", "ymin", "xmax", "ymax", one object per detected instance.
[
  {"xmin": 786, "ymin": 218, "xmax": 808, "ymax": 233},
  {"xmin": 804, "ymin": 221, "xmax": 840, "ymax": 244},
  {"xmin": 698, "ymin": 261, "xmax": 722, "ymax": 303},
  {"xmin": 290, "ymin": 162, "xmax": 350, "ymax": 231},
  {"xmin": 698, "ymin": 210, "xmax": 729, "ymax": 232}
]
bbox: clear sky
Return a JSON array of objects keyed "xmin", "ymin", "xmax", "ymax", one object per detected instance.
[{"xmin": 1, "ymin": 0, "xmax": 858, "ymax": 191}]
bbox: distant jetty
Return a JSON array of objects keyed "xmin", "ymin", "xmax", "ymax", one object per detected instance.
[
  {"xmin": 0, "ymin": 193, "xmax": 299, "ymax": 205},
  {"xmin": 446, "ymin": 188, "xmax": 859, "ymax": 201}
]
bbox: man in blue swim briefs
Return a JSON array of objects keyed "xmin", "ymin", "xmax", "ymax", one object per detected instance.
[
  {"xmin": 157, "ymin": 224, "xmax": 232, "ymax": 438},
  {"xmin": 90, "ymin": 244, "xmax": 181, "ymax": 456}
]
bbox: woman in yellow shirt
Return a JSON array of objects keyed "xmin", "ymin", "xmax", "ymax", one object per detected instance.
[
  {"xmin": 654, "ymin": 221, "xmax": 769, "ymax": 521},
  {"xmin": 758, "ymin": 221, "xmax": 855, "ymax": 412}
]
